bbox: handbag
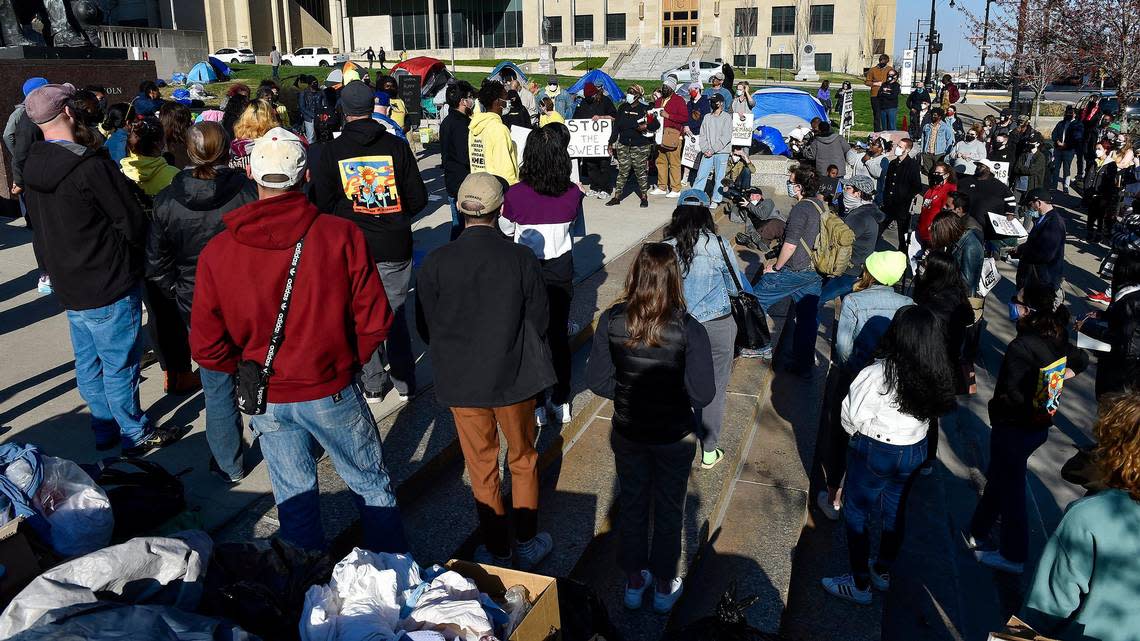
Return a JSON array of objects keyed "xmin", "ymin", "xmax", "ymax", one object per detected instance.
[
  {"xmin": 236, "ymin": 238, "xmax": 305, "ymax": 416},
  {"xmin": 660, "ymin": 126, "xmax": 681, "ymax": 152},
  {"xmin": 715, "ymin": 235, "xmax": 771, "ymax": 351}
]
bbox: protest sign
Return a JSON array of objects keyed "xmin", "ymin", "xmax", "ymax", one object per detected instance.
[
  {"xmin": 689, "ymin": 60, "xmax": 700, "ymax": 83},
  {"xmin": 731, "ymin": 113, "xmax": 754, "ymax": 147},
  {"xmin": 988, "ymin": 212, "xmax": 1028, "ymax": 237},
  {"xmin": 511, "ymin": 125, "xmax": 530, "ymax": 166},
  {"xmin": 567, "ymin": 118, "xmax": 613, "ymax": 157},
  {"xmin": 681, "ymin": 133, "xmax": 701, "ymax": 168},
  {"xmin": 979, "ymin": 159, "xmax": 1010, "ymax": 185}
]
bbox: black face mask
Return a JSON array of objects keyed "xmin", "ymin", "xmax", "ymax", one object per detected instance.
[
  {"xmin": 930, "ymin": 173, "xmax": 945, "ymax": 185},
  {"xmin": 878, "ymin": 62, "xmax": 887, "ymax": 68}
]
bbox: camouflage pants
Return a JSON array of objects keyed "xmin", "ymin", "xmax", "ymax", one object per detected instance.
[{"xmin": 612, "ymin": 142, "xmax": 651, "ymax": 197}]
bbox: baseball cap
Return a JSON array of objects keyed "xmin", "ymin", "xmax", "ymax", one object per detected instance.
[
  {"xmin": 22, "ymin": 77, "xmax": 48, "ymax": 98},
  {"xmin": 840, "ymin": 175, "xmax": 876, "ymax": 195},
  {"xmin": 711, "ymin": 71, "xmax": 725, "ymax": 81},
  {"xmin": 340, "ymin": 81, "xmax": 376, "ymax": 116},
  {"xmin": 678, "ymin": 188, "xmax": 711, "ymax": 207},
  {"xmin": 1022, "ymin": 187, "xmax": 1052, "ymax": 204},
  {"xmin": 24, "ymin": 83, "xmax": 77, "ymax": 124},
  {"xmin": 547, "ymin": 76, "xmax": 558, "ymax": 86},
  {"xmin": 865, "ymin": 251, "xmax": 907, "ymax": 286},
  {"xmin": 457, "ymin": 172, "xmax": 504, "ymax": 216},
  {"xmin": 249, "ymin": 127, "xmax": 307, "ymax": 189},
  {"xmin": 663, "ymin": 77, "xmax": 678, "ymax": 91}
]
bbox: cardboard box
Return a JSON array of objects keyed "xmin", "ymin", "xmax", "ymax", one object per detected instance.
[
  {"xmin": 447, "ymin": 560, "xmax": 560, "ymax": 641},
  {"xmin": 987, "ymin": 616, "xmax": 1060, "ymax": 641},
  {"xmin": 0, "ymin": 518, "xmax": 42, "ymax": 608}
]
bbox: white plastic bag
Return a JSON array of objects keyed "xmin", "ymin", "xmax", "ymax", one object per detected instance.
[
  {"xmin": 977, "ymin": 256, "xmax": 1001, "ymax": 298},
  {"xmin": 26, "ymin": 456, "xmax": 113, "ymax": 557},
  {"xmin": 402, "ymin": 571, "xmax": 492, "ymax": 641}
]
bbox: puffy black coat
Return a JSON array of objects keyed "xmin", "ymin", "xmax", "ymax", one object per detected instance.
[
  {"xmin": 1082, "ymin": 287, "xmax": 1140, "ymax": 398},
  {"xmin": 146, "ymin": 168, "xmax": 258, "ymax": 320}
]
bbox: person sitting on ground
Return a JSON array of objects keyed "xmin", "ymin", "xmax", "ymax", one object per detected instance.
[
  {"xmin": 586, "ymin": 242, "xmax": 715, "ymax": 614},
  {"xmin": 733, "ymin": 187, "xmax": 785, "ymax": 251},
  {"xmin": 821, "ymin": 175, "xmax": 885, "ymax": 310},
  {"xmin": 100, "ymin": 102, "xmax": 130, "ymax": 164},
  {"xmin": 229, "ymin": 99, "xmax": 280, "ymax": 170},
  {"xmin": 131, "ymin": 80, "xmax": 164, "ymax": 118}
]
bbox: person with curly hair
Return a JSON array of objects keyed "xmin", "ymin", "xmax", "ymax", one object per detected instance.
[
  {"xmin": 822, "ymin": 305, "xmax": 957, "ymax": 604},
  {"xmin": 1020, "ymin": 391, "xmax": 1140, "ymax": 641}
]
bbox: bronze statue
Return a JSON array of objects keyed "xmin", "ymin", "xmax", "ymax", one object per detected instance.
[{"xmin": 0, "ymin": 0, "xmax": 107, "ymax": 48}]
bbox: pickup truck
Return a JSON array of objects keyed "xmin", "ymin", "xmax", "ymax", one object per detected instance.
[{"xmin": 281, "ymin": 47, "xmax": 349, "ymax": 67}]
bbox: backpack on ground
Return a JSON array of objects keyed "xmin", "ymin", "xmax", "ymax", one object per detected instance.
[
  {"xmin": 87, "ymin": 457, "xmax": 187, "ymax": 540},
  {"xmin": 800, "ymin": 198, "xmax": 855, "ymax": 277}
]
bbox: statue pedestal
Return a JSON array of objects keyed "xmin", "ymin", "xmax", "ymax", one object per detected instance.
[
  {"xmin": 0, "ymin": 45, "xmax": 128, "ymax": 60},
  {"xmin": 794, "ymin": 43, "xmax": 819, "ymax": 82},
  {"xmin": 538, "ymin": 44, "xmax": 555, "ymax": 74}
]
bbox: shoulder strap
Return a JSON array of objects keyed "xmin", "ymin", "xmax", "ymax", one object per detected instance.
[
  {"xmin": 799, "ymin": 198, "xmax": 826, "ymax": 255},
  {"xmin": 264, "ymin": 239, "xmax": 305, "ymax": 376},
  {"xmin": 714, "ymin": 235, "xmax": 745, "ymax": 295}
]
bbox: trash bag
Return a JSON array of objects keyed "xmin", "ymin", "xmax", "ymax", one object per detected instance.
[
  {"xmin": 200, "ymin": 539, "xmax": 334, "ymax": 641},
  {"xmin": 5, "ymin": 454, "xmax": 114, "ymax": 557},
  {"xmin": 302, "ymin": 548, "xmax": 427, "ymax": 641},
  {"xmin": 0, "ymin": 530, "xmax": 212, "ymax": 638},
  {"xmin": 9, "ymin": 602, "xmax": 260, "ymax": 641},
  {"xmin": 556, "ymin": 578, "xmax": 621, "ymax": 641},
  {"xmin": 87, "ymin": 457, "xmax": 186, "ymax": 540},
  {"xmin": 659, "ymin": 584, "xmax": 784, "ymax": 641}
]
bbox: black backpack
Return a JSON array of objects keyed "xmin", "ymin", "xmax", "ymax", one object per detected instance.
[{"xmin": 89, "ymin": 457, "xmax": 187, "ymax": 540}]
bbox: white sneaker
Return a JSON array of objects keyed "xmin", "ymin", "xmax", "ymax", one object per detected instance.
[
  {"xmin": 821, "ymin": 574, "xmax": 872, "ymax": 605},
  {"xmin": 552, "ymin": 402, "xmax": 571, "ymax": 423},
  {"xmin": 960, "ymin": 531, "xmax": 980, "ymax": 552},
  {"xmin": 623, "ymin": 569, "xmax": 654, "ymax": 610},
  {"xmin": 867, "ymin": 559, "xmax": 890, "ymax": 591},
  {"xmin": 652, "ymin": 577, "xmax": 684, "ymax": 613},
  {"xmin": 816, "ymin": 490, "xmax": 840, "ymax": 521},
  {"xmin": 585, "ymin": 190, "xmax": 599, "ymax": 199},
  {"xmin": 974, "ymin": 549, "xmax": 1023, "ymax": 574},
  {"xmin": 649, "ymin": 187, "xmax": 667, "ymax": 196},
  {"xmin": 596, "ymin": 190, "xmax": 610, "ymax": 200},
  {"xmin": 665, "ymin": 191, "xmax": 681, "ymax": 198},
  {"xmin": 516, "ymin": 532, "xmax": 553, "ymax": 571},
  {"xmin": 535, "ymin": 405, "xmax": 549, "ymax": 427}
]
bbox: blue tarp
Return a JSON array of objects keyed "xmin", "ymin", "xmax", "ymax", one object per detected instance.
[
  {"xmin": 207, "ymin": 56, "xmax": 231, "ymax": 80},
  {"xmin": 752, "ymin": 125, "xmax": 791, "ymax": 157},
  {"xmin": 750, "ymin": 88, "xmax": 829, "ymax": 127},
  {"xmin": 567, "ymin": 69, "xmax": 625, "ymax": 103},
  {"xmin": 488, "ymin": 61, "xmax": 528, "ymax": 84},
  {"xmin": 187, "ymin": 62, "xmax": 217, "ymax": 84}
]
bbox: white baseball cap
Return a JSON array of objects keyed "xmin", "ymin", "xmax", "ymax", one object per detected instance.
[{"xmin": 249, "ymin": 127, "xmax": 307, "ymax": 189}]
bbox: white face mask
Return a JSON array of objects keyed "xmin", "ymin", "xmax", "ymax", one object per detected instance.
[
  {"xmin": 736, "ymin": 89, "xmax": 744, "ymax": 96},
  {"xmin": 503, "ymin": 100, "xmax": 513, "ymax": 113},
  {"xmin": 894, "ymin": 146, "xmax": 906, "ymax": 157},
  {"xmin": 786, "ymin": 181, "xmax": 800, "ymax": 199},
  {"xmin": 625, "ymin": 94, "xmax": 636, "ymax": 104},
  {"xmin": 843, "ymin": 193, "xmax": 862, "ymax": 211},
  {"xmin": 548, "ymin": 84, "xmax": 557, "ymax": 92}
]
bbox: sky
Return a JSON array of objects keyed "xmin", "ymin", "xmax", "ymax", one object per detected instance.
[{"xmin": 895, "ymin": 0, "xmax": 995, "ymax": 73}]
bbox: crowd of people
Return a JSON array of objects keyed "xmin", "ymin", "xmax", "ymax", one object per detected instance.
[{"xmin": 3, "ymin": 55, "xmax": 1140, "ymax": 637}]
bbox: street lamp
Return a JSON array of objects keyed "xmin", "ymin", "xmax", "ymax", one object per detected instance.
[
  {"xmin": 925, "ymin": 0, "xmax": 956, "ymax": 85},
  {"xmin": 979, "ymin": 0, "xmax": 995, "ymax": 84}
]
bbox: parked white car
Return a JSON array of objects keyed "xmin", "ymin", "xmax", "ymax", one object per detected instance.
[
  {"xmin": 661, "ymin": 61, "xmax": 724, "ymax": 85},
  {"xmin": 281, "ymin": 47, "xmax": 350, "ymax": 67},
  {"xmin": 214, "ymin": 48, "xmax": 255, "ymax": 65}
]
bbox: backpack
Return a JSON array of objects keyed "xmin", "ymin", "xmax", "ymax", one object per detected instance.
[
  {"xmin": 89, "ymin": 457, "xmax": 187, "ymax": 540},
  {"xmin": 947, "ymin": 84, "xmax": 960, "ymax": 104},
  {"xmin": 800, "ymin": 199, "xmax": 855, "ymax": 277}
]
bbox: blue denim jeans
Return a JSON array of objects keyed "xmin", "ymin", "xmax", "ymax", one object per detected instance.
[
  {"xmin": 969, "ymin": 425, "xmax": 1050, "ymax": 563},
  {"xmin": 250, "ymin": 382, "xmax": 407, "ymax": 553},
  {"xmin": 844, "ymin": 433, "xmax": 928, "ymax": 587},
  {"xmin": 1051, "ymin": 149, "xmax": 1075, "ymax": 186},
  {"xmin": 66, "ymin": 286, "xmax": 151, "ymax": 448},
  {"xmin": 817, "ymin": 274, "xmax": 858, "ymax": 312},
  {"xmin": 200, "ymin": 367, "xmax": 244, "ymax": 479},
  {"xmin": 880, "ymin": 108, "xmax": 898, "ymax": 132},
  {"xmin": 754, "ymin": 268, "xmax": 823, "ymax": 368},
  {"xmin": 693, "ymin": 153, "xmax": 730, "ymax": 204}
]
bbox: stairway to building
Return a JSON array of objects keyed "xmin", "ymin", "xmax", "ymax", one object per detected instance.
[{"xmin": 612, "ymin": 46, "xmax": 695, "ymax": 80}]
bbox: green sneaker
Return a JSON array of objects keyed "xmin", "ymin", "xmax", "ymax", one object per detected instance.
[{"xmin": 700, "ymin": 448, "xmax": 724, "ymax": 470}]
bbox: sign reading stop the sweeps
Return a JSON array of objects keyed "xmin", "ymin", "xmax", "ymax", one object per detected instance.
[{"xmin": 567, "ymin": 118, "xmax": 614, "ymax": 157}]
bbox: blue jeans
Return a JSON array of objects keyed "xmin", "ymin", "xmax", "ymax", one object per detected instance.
[
  {"xmin": 880, "ymin": 108, "xmax": 898, "ymax": 132},
  {"xmin": 1051, "ymin": 149, "xmax": 1075, "ymax": 186},
  {"xmin": 693, "ymin": 153, "xmax": 730, "ymax": 204},
  {"xmin": 969, "ymin": 425, "xmax": 1049, "ymax": 563},
  {"xmin": 844, "ymin": 433, "xmax": 928, "ymax": 587},
  {"xmin": 200, "ymin": 367, "xmax": 243, "ymax": 479},
  {"xmin": 66, "ymin": 287, "xmax": 150, "ymax": 448},
  {"xmin": 251, "ymin": 382, "xmax": 407, "ymax": 553},
  {"xmin": 272, "ymin": 65, "xmax": 280, "ymax": 80},
  {"xmin": 817, "ymin": 274, "xmax": 858, "ymax": 312},
  {"xmin": 754, "ymin": 268, "xmax": 823, "ymax": 368}
]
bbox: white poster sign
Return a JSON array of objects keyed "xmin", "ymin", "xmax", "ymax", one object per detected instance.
[
  {"xmin": 731, "ymin": 113, "xmax": 755, "ymax": 147},
  {"xmin": 840, "ymin": 91, "xmax": 855, "ymax": 137},
  {"xmin": 980, "ymin": 160, "xmax": 1010, "ymax": 185},
  {"xmin": 650, "ymin": 108, "xmax": 665, "ymax": 145},
  {"xmin": 567, "ymin": 118, "xmax": 613, "ymax": 157},
  {"xmin": 901, "ymin": 49, "xmax": 916, "ymax": 89},
  {"xmin": 681, "ymin": 133, "xmax": 701, "ymax": 168},
  {"xmin": 510, "ymin": 125, "xmax": 531, "ymax": 167},
  {"xmin": 988, "ymin": 212, "xmax": 1028, "ymax": 237},
  {"xmin": 689, "ymin": 60, "xmax": 700, "ymax": 83}
]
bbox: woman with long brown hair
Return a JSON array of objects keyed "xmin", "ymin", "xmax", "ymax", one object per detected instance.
[
  {"xmin": 586, "ymin": 242, "xmax": 715, "ymax": 614},
  {"xmin": 158, "ymin": 101, "xmax": 193, "ymax": 169}
]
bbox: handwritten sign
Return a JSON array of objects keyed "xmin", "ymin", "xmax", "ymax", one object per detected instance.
[
  {"xmin": 681, "ymin": 133, "xmax": 701, "ymax": 168},
  {"xmin": 731, "ymin": 113, "xmax": 755, "ymax": 147},
  {"xmin": 567, "ymin": 118, "xmax": 613, "ymax": 157},
  {"xmin": 511, "ymin": 125, "xmax": 531, "ymax": 167},
  {"xmin": 689, "ymin": 60, "xmax": 700, "ymax": 83},
  {"xmin": 988, "ymin": 212, "xmax": 1028, "ymax": 237}
]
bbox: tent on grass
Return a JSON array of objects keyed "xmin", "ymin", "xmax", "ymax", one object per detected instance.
[
  {"xmin": 488, "ymin": 61, "xmax": 528, "ymax": 84},
  {"xmin": 750, "ymin": 87, "xmax": 829, "ymax": 136},
  {"xmin": 187, "ymin": 61, "xmax": 218, "ymax": 84},
  {"xmin": 392, "ymin": 56, "xmax": 454, "ymax": 98},
  {"xmin": 207, "ymin": 57, "xmax": 231, "ymax": 81},
  {"xmin": 567, "ymin": 69, "xmax": 625, "ymax": 103},
  {"xmin": 752, "ymin": 125, "xmax": 791, "ymax": 157},
  {"xmin": 325, "ymin": 61, "xmax": 365, "ymax": 88}
]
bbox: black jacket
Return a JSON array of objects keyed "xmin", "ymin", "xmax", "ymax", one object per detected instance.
[
  {"xmin": 146, "ymin": 168, "xmax": 258, "ymax": 320},
  {"xmin": 958, "ymin": 175, "xmax": 1018, "ymax": 240},
  {"xmin": 573, "ymin": 95, "xmax": 617, "ymax": 121},
  {"xmin": 7, "ymin": 108, "xmax": 42, "ymax": 188},
  {"xmin": 907, "ymin": 88, "xmax": 931, "ymax": 113},
  {"xmin": 309, "ymin": 118, "xmax": 428, "ymax": 262},
  {"xmin": 23, "ymin": 141, "xmax": 148, "ymax": 310},
  {"xmin": 882, "ymin": 155, "xmax": 923, "ymax": 218},
  {"xmin": 1082, "ymin": 287, "xmax": 1140, "ymax": 398},
  {"xmin": 989, "ymin": 329, "xmax": 1088, "ymax": 430},
  {"xmin": 440, "ymin": 109, "xmax": 471, "ymax": 198},
  {"xmin": 415, "ymin": 225, "xmax": 555, "ymax": 407},
  {"xmin": 587, "ymin": 303, "xmax": 715, "ymax": 444},
  {"xmin": 612, "ymin": 100, "xmax": 657, "ymax": 146},
  {"xmin": 1014, "ymin": 209, "xmax": 1066, "ymax": 290}
]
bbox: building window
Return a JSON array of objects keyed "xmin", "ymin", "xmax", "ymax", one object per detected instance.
[
  {"xmin": 815, "ymin": 53, "xmax": 832, "ymax": 71},
  {"xmin": 733, "ymin": 54, "xmax": 757, "ymax": 68},
  {"xmin": 434, "ymin": 0, "xmax": 523, "ymax": 49},
  {"xmin": 606, "ymin": 13, "xmax": 626, "ymax": 42},
  {"xmin": 772, "ymin": 6, "xmax": 795, "ymax": 35},
  {"xmin": 734, "ymin": 7, "xmax": 757, "ymax": 37},
  {"xmin": 574, "ymin": 14, "xmax": 593, "ymax": 43},
  {"xmin": 391, "ymin": 0, "xmax": 430, "ymax": 50},
  {"xmin": 299, "ymin": 0, "xmax": 330, "ymax": 29},
  {"xmin": 873, "ymin": 38, "xmax": 886, "ymax": 54},
  {"xmin": 770, "ymin": 53, "xmax": 794, "ymax": 69},
  {"xmin": 545, "ymin": 15, "xmax": 562, "ymax": 43},
  {"xmin": 809, "ymin": 5, "xmax": 834, "ymax": 34}
]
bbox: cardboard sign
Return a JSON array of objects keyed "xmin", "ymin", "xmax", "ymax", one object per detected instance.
[
  {"xmin": 731, "ymin": 113, "xmax": 755, "ymax": 147},
  {"xmin": 567, "ymin": 118, "xmax": 613, "ymax": 157},
  {"xmin": 681, "ymin": 133, "xmax": 701, "ymax": 168},
  {"xmin": 511, "ymin": 125, "xmax": 531, "ymax": 167}
]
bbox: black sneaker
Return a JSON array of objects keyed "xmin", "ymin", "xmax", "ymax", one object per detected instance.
[
  {"xmin": 640, "ymin": 196, "xmax": 649, "ymax": 208},
  {"xmin": 209, "ymin": 457, "xmax": 245, "ymax": 484},
  {"xmin": 122, "ymin": 424, "xmax": 189, "ymax": 456},
  {"xmin": 363, "ymin": 389, "xmax": 386, "ymax": 404},
  {"xmin": 735, "ymin": 232, "xmax": 758, "ymax": 250}
]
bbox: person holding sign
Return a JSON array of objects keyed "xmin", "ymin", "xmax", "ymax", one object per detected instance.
[
  {"xmin": 691, "ymin": 94, "xmax": 733, "ymax": 208},
  {"xmin": 607, "ymin": 85, "xmax": 657, "ymax": 208},
  {"xmin": 1011, "ymin": 189, "xmax": 1066, "ymax": 291},
  {"xmin": 573, "ymin": 83, "xmax": 617, "ymax": 199},
  {"xmin": 468, "ymin": 80, "xmax": 519, "ymax": 185}
]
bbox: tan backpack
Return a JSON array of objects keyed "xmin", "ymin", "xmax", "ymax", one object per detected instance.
[{"xmin": 799, "ymin": 199, "xmax": 856, "ymax": 277}]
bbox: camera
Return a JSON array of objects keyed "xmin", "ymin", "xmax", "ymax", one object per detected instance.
[{"xmin": 720, "ymin": 180, "xmax": 763, "ymax": 204}]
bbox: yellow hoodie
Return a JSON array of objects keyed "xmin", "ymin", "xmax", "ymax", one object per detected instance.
[
  {"xmin": 120, "ymin": 153, "xmax": 180, "ymax": 196},
  {"xmin": 468, "ymin": 111, "xmax": 518, "ymax": 185},
  {"xmin": 540, "ymin": 111, "xmax": 565, "ymax": 127}
]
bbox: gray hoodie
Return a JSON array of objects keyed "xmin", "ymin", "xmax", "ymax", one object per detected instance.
[
  {"xmin": 699, "ymin": 109, "xmax": 733, "ymax": 154},
  {"xmin": 805, "ymin": 132, "xmax": 851, "ymax": 176}
]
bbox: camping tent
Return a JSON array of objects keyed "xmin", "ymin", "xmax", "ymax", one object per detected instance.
[
  {"xmin": 207, "ymin": 57, "xmax": 231, "ymax": 81},
  {"xmin": 325, "ymin": 61, "xmax": 365, "ymax": 88},
  {"xmin": 392, "ymin": 56, "xmax": 454, "ymax": 98},
  {"xmin": 567, "ymin": 69, "xmax": 625, "ymax": 103},
  {"xmin": 750, "ymin": 88, "xmax": 829, "ymax": 136},
  {"xmin": 488, "ymin": 61, "xmax": 528, "ymax": 84},
  {"xmin": 187, "ymin": 61, "xmax": 217, "ymax": 84},
  {"xmin": 752, "ymin": 125, "xmax": 791, "ymax": 157}
]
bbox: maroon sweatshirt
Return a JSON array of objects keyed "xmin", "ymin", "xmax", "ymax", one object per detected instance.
[{"xmin": 191, "ymin": 191, "xmax": 393, "ymax": 403}]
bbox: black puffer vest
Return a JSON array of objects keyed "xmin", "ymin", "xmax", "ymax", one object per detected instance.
[{"xmin": 607, "ymin": 303, "xmax": 694, "ymax": 444}]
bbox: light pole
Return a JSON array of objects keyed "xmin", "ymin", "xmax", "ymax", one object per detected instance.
[
  {"xmin": 925, "ymin": 0, "xmax": 956, "ymax": 86},
  {"xmin": 447, "ymin": 0, "xmax": 455, "ymax": 74},
  {"xmin": 978, "ymin": 0, "xmax": 994, "ymax": 84},
  {"xmin": 1009, "ymin": 0, "xmax": 1030, "ymax": 114}
]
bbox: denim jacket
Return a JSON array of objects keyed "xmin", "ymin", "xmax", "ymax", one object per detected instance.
[
  {"xmin": 666, "ymin": 232, "xmax": 753, "ymax": 323},
  {"xmin": 835, "ymin": 285, "xmax": 913, "ymax": 371}
]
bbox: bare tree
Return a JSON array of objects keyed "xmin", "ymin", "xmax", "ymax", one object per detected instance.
[
  {"xmin": 1063, "ymin": 0, "xmax": 1140, "ymax": 101},
  {"xmin": 731, "ymin": 0, "xmax": 759, "ymax": 74}
]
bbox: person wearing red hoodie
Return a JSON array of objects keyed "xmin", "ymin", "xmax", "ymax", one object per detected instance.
[
  {"xmin": 190, "ymin": 127, "xmax": 408, "ymax": 553},
  {"xmin": 917, "ymin": 161, "xmax": 957, "ymax": 246}
]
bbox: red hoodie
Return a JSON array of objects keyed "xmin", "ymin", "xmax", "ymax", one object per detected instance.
[
  {"xmin": 191, "ymin": 191, "xmax": 393, "ymax": 403},
  {"xmin": 917, "ymin": 182, "xmax": 956, "ymax": 245}
]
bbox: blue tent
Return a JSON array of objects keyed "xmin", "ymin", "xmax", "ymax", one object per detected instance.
[
  {"xmin": 488, "ymin": 61, "xmax": 527, "ymax": 84},
  {"xmin": 750, "ymin": 88, "xmax": 829, "ymax": 136},
  {"xmin": 187, "ymin": 61, "xmax": 218, "ymax": 84},
  {"xmin": 752, "ymin": 125, "xmax": 790, "ymax": 157},
  {"xmin": 567, "ymin": 70, "xmax": 625, "ymax": 103},
  {"xmin": 208, "ymin": 56, "xmax": 231, "ymax": 80}
]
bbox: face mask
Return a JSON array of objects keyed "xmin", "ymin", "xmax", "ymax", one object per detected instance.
[
  {"xmin": 843, "ymin": 193, "xmax": 862, "ymax": 211},
  {"xmin": 894, "ymin": 147, "xmax": 906, "ymax": 157},
  {"xmin": 749, "ymin": 194, "xmax": 762, "ymax": 204},
  {"xmin": 878, "ymin": 62, "xmax": 887, "ymax": 68},
  {"xmin": 786, "ymin": 181, "xmax": 799, "ymax": 198},
  {"xmin": 736, "ymin": 89, "xmax": 744, "ymax": 96},
  {"xmin": 922, "ymin": 104, "xmax": 930, "ymax": 111},
  {"xmin": 625, "ymin": 94, "xmax": 636, "ymax": 104},
  {"xmin": 967, "ymin": 132, "xmax": 977, "ymax": 141},
  {"xmin": 689, "ymin": 91, "xmax": 699, "ymax": 100},
  {"xmin": 930, "ymin": 173, "xmax": 945, "ymax": 185},
  {"xmin": 548, "ymin": 84, "xmax": 557, "ymax": 92},
  {"xmin": 1008, "ymin": 301, "xmax": 1032, "ymax": 322},
  {"xmin": 503, "ymin": 100, "xmax": 513, "ymax": 113}
]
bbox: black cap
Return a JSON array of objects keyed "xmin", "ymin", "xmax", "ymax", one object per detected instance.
[
  {"xmin": 1023, "ymin": 187, "xmax": 1052, "ymax": 204},
  {"xmin": 340, "ymin": 81, "xmax": 375, "ymax": 117}
]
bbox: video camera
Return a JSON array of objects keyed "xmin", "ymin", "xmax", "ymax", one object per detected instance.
[{"xmin": 721, "ymin": 182, "xmax": 764, "ymax": 205}]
